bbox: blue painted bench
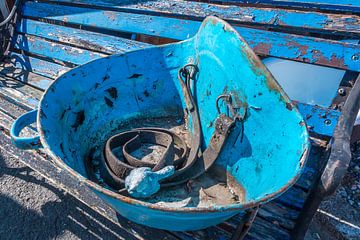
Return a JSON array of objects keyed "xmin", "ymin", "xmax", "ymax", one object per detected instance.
[{"xmin": 0, "ymin": 0, "xmax": 359, "ymax": 239}]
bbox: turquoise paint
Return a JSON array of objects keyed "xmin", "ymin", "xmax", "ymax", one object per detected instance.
[
  {"xmin": 11, "ymin": 17, "xmax": 309, "ymax": 231},
  {"xmin": 220, "ymin": 0, "xmax": 360, "ymax": 13},
  {"xmin": 17, "ymin": 19, "xmax": 150, "ymax": 55},
  {"xmin": 23, "ymin": 1, "xmax": 360, "ymax": 71},
  {"xmin": 14, "ymin": 34, "xmax": 105, "ymax": 65},
  {"xmin": 49, "ymin": 0, "xmax": 360, "ymax": 34}
]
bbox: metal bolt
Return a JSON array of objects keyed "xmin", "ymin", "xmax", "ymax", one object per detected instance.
[
  {"xmin": 338, "ymin": 88, "xmax": 346, "ymax": 96},
  {"xmin": 352, "ymin": 54, "xmax": 359, "ymax": 61},
  {"xmin": 324, "ymin": 119, "xmax": 331, "ymax": 125}
]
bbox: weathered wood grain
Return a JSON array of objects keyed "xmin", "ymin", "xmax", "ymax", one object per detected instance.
[
  {"xmin": 46, "ymin": 0, "xmax": 360, "ymax": 36},
  {"xmin": 22, "ymin": 1, "xmax": 360, "ymax": 71},
  {"xmin": 212, "ymin": 0, "xmax": 360, "ymax": 13},
  {"xmin": 17, "ymin": 18, "xmax": 150, "ymax": 55},
  {"xmin": 12, "ymin": 34, "xmax": 106, "ymax": 65}
]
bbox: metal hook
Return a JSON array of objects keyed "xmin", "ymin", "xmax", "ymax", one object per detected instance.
[{"xmin": 216, "ymin": 94, "xmax": 232, "ymax": 115}]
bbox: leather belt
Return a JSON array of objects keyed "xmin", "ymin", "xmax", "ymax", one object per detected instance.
[
  {"xmin": 88, "ymin": 64, "xmax": 244, "ymax": 194},
  {"xmin": 99, "ymin": 128, "xmax": 188, "ymax": 190}
]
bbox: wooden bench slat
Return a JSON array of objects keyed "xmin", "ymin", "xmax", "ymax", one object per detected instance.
[
  {"xmin": 258, "ymin": 202, "xmax": 299, "ymax": 230},
  {"xmin": 0, "ymin": 76, "xmax": 41, "ymax": 110},
  {"xmin": 47, "ymin": 0, "xmax": 360, "ymax": 36},
  {"xmin": 17, "ymin": 18, "xmax": 150, "ymax": 55},
  {"xmin": 8, "ymin": 52, "xmax": 70, "ymax": 79},
  {"xmin": 247, "ymin": 216, "xmax": 290, "ymax": 240},
  {"xmin": 295, "ymin": 102, "xmax": 340, "ymax": 137},
  {"xmin": 0, "ymin": 62, "xmax": 54, "ymax": 90},
  {"xmin": 275, "ymin": 186, "xmax": 307, "ymax": 210},
  {"xmin": 213, "ymin": 0, "xmax": 360, "ymax": 13},
  {"xmin": 23, "ymin": 2, "xmax": 360, "ymax": 71},
  {"xmin": 13, "ymin": 34, "xmax": 106, "ymax": 66}
]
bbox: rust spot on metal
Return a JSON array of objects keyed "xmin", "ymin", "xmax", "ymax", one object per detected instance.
[
  {"xmin": 286, "ymin": 102, "xmax": 293, "ymax": 111},
  {"xmin": 287, "ymin": 40, "xmax": 309, "ymax": 59},
  {"xmin": 252, "ymin": 42, "xmax": 271, "ymax": 56},
  {"xmin": 265, "ymin": 76, "xmax": 284, "ymax": 96},
  {"xmin": 312, "ymin": 51, "xmax": 346, "ymax": 69},
  {"xmin": 104, "ymin": 11, "xmax": 117, "ymax": 21},
  {"xmin": 242, "ymin": 41, "xmax": 290, "ymax": 104}
]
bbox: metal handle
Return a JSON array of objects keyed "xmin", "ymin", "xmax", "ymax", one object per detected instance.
[{"xmin": 10, "ymin": 109, "xmax": 42, "ymax": 149}]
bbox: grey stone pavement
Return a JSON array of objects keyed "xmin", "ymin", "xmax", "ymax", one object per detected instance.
[
  {"xmin": 0, "ymin": 144, "xmax": 359, "ymax": 239},
  {"xmin": 0, "ymin": 147, "xmax": 134, "ymax": 240}
]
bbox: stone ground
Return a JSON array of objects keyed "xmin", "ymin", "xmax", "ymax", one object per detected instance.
[
  {"xmin": 0, "ymin": 143, "xmax": 359, "ymax": 239},
  {"xmin": 305, "ymin": 142, "xmax": 360, "ymax": 240}
]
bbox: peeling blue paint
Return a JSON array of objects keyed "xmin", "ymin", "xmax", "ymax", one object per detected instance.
[{"xmin": 12, "ymin": 17, "xmax": 309, "ymax": 231}]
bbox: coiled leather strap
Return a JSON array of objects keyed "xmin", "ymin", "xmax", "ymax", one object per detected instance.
[{"xmin": 90, "ymin": 64, "xmax": 241, "ymax": 191}]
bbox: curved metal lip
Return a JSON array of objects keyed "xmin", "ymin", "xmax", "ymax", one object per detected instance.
[{"xmin": 37, "ymin": 16, "xmax": 311, "ymax": 213}]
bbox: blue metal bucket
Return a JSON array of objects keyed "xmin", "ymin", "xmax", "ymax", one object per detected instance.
[{"xmin": 11, "ymin": 17, "xmax": 309, "ymax": 231}]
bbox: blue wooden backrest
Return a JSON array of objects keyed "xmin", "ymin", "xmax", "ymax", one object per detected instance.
[{"xmin": 5, "ymin": 0, "xmax": 360, "ymax": 138}]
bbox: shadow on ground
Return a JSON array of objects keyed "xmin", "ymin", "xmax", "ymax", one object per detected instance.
[{"xmin": 0, "ymin": 151, "xmax": 137, "ymax": 240}]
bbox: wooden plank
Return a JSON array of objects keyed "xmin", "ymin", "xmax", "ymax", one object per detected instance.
[
  {"xmin": 257, "ymin": 202, "xmax": 299, "ymax": 230},
  {"xmin": 247, "ymin": 216, "xmax": 290, "ymax": 240},
  {"xmin": 183, "ymin": 227, "xmax": 231, "ymax": 240},
  {"xmin": 12, "ymin": 34, "xmax": 106, "ymax": 66},
  {"xmin": 17, "ymin": 18, "xmax": 150, "ymax": 55},
  {"xmin": 0, "ymin": 62, "xmax": 53, "ymax": 90},
  {"xmin": 213, "ymin": 0, "xmax": 360, "ymax": 13},
  {"xmin": 294, "ymin": 144, "xmax": 327, "ymax": 191},
  {"xmin": 0, "ymin": 76, "xmax": 41, "ymax": 109},
  {"xmin": 48, "ymin": 0, "xmax": 360, "ymax": 36},
  {"xmin": 8, "ymin": 52, "xmax": 70, "ymax": 79},
  {"xmin": 23, "ymin": 2, "xmax": 360, "ymax": 71},
  {"xmin": 296, "ymin": 102, "xmax": 340, "ymax": 137},
  {"xmin": 275, "ymin": 186, "xmax": 307, "ymax": 210}
]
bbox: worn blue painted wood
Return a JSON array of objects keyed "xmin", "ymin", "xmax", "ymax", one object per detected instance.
[
  {"xmin": 49, "ymin": 0, "xmax": 360, "ymax": 35},
  {"xmin": 216, "ymin": 0, "xmax": 360, "ymax": 13},
  {"xmin": 17, "ymin": 19, "xmax": 150, "ymax": 54},
  {"xmin": 22, "ymin": 1, "xmax": 360, "ymax": 71},
  {"xmin": 11, "ymin": 17, "xmax": 309, "ymax": 231},
  {"xmin": 296, "ymin": 102, "xmax": 340, "ymax": 137},
  {"xmin": 12, "ymin": 34, "xmax": 106, "ymax": 65}
]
